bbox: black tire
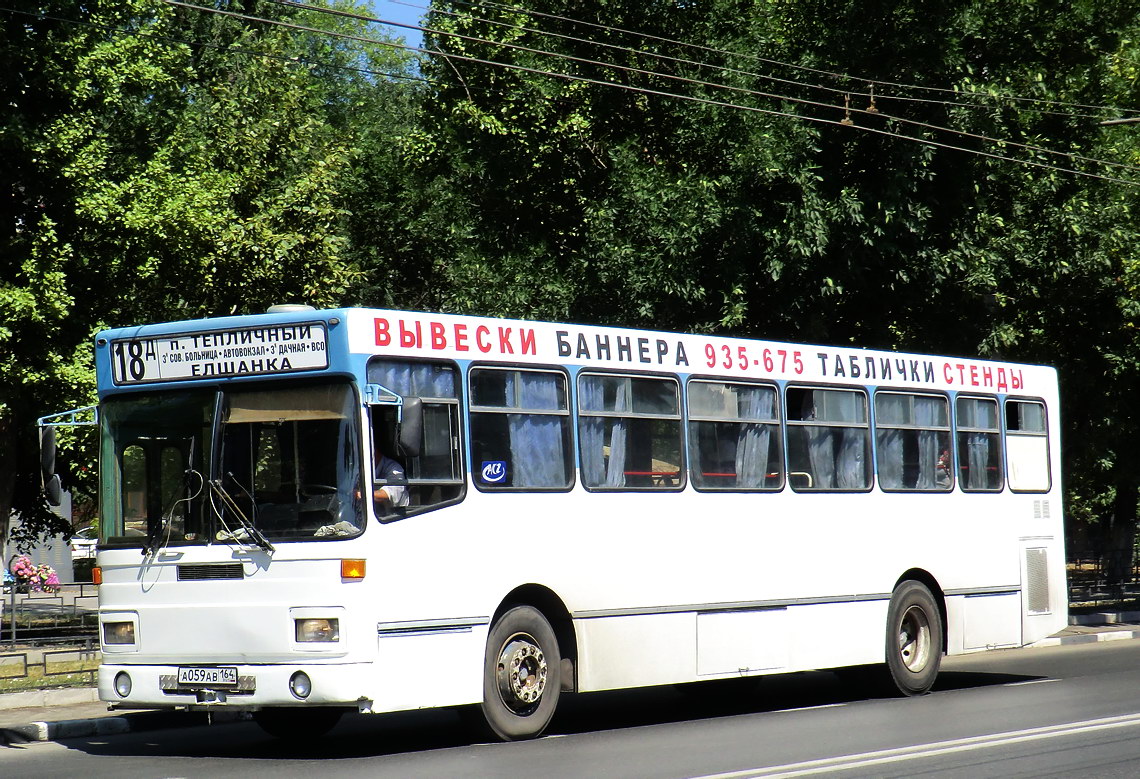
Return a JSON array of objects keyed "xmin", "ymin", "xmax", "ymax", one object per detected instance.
[
  {"xmin": 253, "ymin": 707, "xmax": 344, "ymax": 739},
  {"xmin": 885, "ymin": 581, "xmax": 943, "ymax": 696},
  {"xmin": 480, "ymin": 605, "xmax": 561, "ymax": 741}
]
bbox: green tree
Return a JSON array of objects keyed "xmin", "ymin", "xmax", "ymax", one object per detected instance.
[
  {"xmin": 1, "ymin": 0, "xmax": 411, "ymax": 549},
  {"xmin": 395, "ymin": 0, "xmax": 1140, "ymax": 575}
]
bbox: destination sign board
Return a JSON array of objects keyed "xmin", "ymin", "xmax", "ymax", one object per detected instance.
[{"xmin": 110, "ymin": 322, "xmax": 328, "ymax": 385}]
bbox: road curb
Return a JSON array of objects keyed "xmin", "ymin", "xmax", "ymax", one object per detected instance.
[
  {"xmin": 1029, "ymin": 628, "xmax": 1140, "ymax": 648},
  {"xmin": 6, "ymin": 715, "xmax": 132, "ymax": 742},
  {"xmin": 0, "ymin": 705, "xmax": 249, "ymax": 744}
]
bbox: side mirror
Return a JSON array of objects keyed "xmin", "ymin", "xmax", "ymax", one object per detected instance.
[
  {"xmin": 398, "ymin": 397, "xmax": 423, "ymax": 458},
  {"xmin": 46, "ymin": 473, "xmax": 63, "ymax": 507},
  {"xmin": 40, "ymin": 426, "xmax": 56, "ymax": 484},
  {"xmin": 40, "ymin": 426, "xmax": 62, "ymax": 506}
]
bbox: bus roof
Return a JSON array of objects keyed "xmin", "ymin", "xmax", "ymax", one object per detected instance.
[{"xmin": 95, "ymin": 307, "xmax": 1055, "ymax": 398}]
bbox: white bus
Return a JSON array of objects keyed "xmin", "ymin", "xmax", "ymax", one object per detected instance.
[{"xmin": 90, "ymin": 306, "xmax": 1066, "ymax": 739}]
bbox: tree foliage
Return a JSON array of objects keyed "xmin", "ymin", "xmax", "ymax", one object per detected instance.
[
  {"xmin": 4, "ymin": 0, "xmax": 1140, "ymax": 571},
  {"xmin": 407, "ymin": 0, "xmax": 1140, "ymax": 569},
  {"xmin": 1, "ymin": 0, "xmax": 410, "ymax": 546}
]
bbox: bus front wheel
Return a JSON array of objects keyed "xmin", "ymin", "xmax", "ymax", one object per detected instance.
[
  {"xmin": 885, "ymin": 581, "xmax": 943, "ymax": 696},
  {"xmin": 481, "ymin": 605, "xmax": 561, "ymax": 741}
]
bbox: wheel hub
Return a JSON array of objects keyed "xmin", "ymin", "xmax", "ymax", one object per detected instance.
[
  {"xmin": 898, "ymin": 605, "xmax": 931, "ymax": 672},
  {"xmin": 497, "ymin": 634, "xmax": 547, "ymax": 712}
]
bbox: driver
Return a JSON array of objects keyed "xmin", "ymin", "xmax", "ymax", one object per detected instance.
[{"xmin": 374, "ymin": 453, "xmax": 409, "ymax": 511}]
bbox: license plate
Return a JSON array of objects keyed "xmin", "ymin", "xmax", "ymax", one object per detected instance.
[{"xmin": 177, "ymin": 666, "xmax": 238, "ymax": 687}]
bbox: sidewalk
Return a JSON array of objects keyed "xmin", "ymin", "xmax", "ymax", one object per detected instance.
[
  {"xmin": 3, "ymin": 610, "xmax": 1139, "ymax": 744},
  {"xmin": 0, "ymin": 688, "xmax": 246, "ymax": 744},
  {"xmin": 1030, "ymin": 609, "xmax": 1140, "ymax": 647}
]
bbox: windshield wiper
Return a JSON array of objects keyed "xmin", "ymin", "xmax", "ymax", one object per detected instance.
[{"xmin": 208, "ymin": 478, "xmax": 274, "ymax": 553}]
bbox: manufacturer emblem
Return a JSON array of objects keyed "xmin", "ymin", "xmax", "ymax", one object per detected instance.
[{"xmin": 481, "ymin": 461, "xmax": 507, "ymax": 483}]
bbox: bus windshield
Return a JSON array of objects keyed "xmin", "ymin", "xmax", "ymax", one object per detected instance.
[{"xmin": 100, "ymin": 382, "xmax": 363, "ymax": 547}]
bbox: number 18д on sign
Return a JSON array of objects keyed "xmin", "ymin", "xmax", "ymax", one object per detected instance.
[{"xmin": 111, "ymin": 323, "xmax": 329, "ymax": 385}]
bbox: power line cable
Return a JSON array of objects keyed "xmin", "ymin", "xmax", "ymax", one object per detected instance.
[
  {"xmin": 166, "ymin": 0, "xmax": 1140, "ymax": 187},
  {"xmin": 5, "ymin": 2, "xmax": 1134, "ymax": 187},
  {"xmin": 0, "ymin": 3, "xmax": 419, "ymax": 84},
  {"xmin": 456, "ymin": 0, "xmax": 1140, "ymax": 118},
  {"xmin": 380, "ymin": 0, "xmax": 1127, "ymax": 122},
  {"xmin": 270, "ymin": 0, "xmax": 1140, "ymax": 180}
]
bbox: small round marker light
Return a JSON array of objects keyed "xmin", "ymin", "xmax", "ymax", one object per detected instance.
[
  {"xmin": 289, "ymin": 671, "xmax": 312, "ymax": 700},
  {"xmin": 114, "ymin": 671, "xmax": 132, "ymax": 698}
]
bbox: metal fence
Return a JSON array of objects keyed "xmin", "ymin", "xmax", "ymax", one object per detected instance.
[
  {"xmin": 0, "ymin": 642, "xmax": 99, "ymax": 689},
  {"xmin": 1067, "ymin": 553, "xmax": 1140, "ymax": 606},
  {"xmin": 1, "ymin": 583, "xmax": 99, "ymax": 647}
]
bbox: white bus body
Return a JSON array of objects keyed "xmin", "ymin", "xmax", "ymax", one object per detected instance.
[{"xmin": 94, "ymin": 308, "xmax": 1066, "ymax": 739}]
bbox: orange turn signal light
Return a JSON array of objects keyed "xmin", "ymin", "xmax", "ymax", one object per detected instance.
[
  {"xmin": 92, "ymin": 566, "xmax": 103, "ymax": 585},
  {"xmin": 340, "ymin": 559, "xmax": 366, "ymax": 580}
]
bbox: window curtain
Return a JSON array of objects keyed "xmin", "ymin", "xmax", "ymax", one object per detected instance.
[
  {"xmin": 734, "ymin": 389, "xmax": 773, "ymax": 488},
  {"xmin": 369, "ymin": 362, "xmax": 455, "ymax": 398},
  {"xmin": 579, "ymin": 379, "xmax": 605, "ymax": 487},
  {"xmin": 604, "ymin": 380, "xmax": 630, "ymax": 487},
  {"xmin": 804, "ymin": 392, "xmax": 836, "ymax": 489},
  {"xmin": 835, "ymin": 392, "xmax": 865, "ymax": 489},
  {"xmin": 690, "ymin": 422, "xmax": 705, "ymax": 484},
  {"xmin": 914, "ymin": 396, "xmax": 940, "ymax": 489},
  {"xmin": 876, "ymin": 395, "xmax": 905, "ymax": 489},
  {"xmin": 966, "ymin": 433, "xmax": 990, "ymax": 489},
  {"xmin": 505, "ymin": 372, "xmax": 564, "ymax": 487}
]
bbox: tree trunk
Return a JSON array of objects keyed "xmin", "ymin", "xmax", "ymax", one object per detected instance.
[
  {"xmin": 1104, "ymin": 474, "xmax": 1139, "ymax": 586},
  {"xmin": 0, "ymin": 415, "xmax": 16, "ymax": 562}
]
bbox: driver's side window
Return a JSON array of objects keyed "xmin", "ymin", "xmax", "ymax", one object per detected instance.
[{"xmin": 367, "ymin": 359, "xmax": 466, "ymax": 520}]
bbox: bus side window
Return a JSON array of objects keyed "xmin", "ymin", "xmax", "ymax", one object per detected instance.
[
  {"xmin": 577, "ymin": 373, "xmax": 684, "ymax": 490},
  {"xmin": 368, "ymin": 359, "xmax": 465, "ymax": 518},
  {"xmin": 687, "ymin": 380, "xmax": 783, "ymax": 491},
  {"xmin": 785, "ymin": 386, "xmax": 871, "ymax": 491},
  {"xmin": 874, "ymin": 392, "xmax": 952, "ymax": 492},
  {"xmin": 469, "ymin": 367, "xmax": 573, "ymax": 491},
  {"xmin": 956, "ymin": 396, "xmax": 1003, "ymax": 492},
  {"xmin": 1005, "ymin": 399, "xmax": 1050, "ymax": 492}
]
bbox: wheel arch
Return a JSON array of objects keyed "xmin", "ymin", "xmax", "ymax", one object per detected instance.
[
  {"xmin": 494, "ymin": 584, "xmax": 578, "ymax": 692},
  {"xmin": 893, "ymin": 568, "xmax": 948, "ymax": 654}
]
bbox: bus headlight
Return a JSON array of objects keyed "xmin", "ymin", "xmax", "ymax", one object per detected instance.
[
  {"xmin": 114, "ymin": 671, "xmax": 132, "ymax": 698},
  {"xmin": 103, "ymin": 621, "xmax": 136, "ymax": 645},
  {"xmin": 295, "ymin": 618, "xmax": 340, "ymax": 643}
]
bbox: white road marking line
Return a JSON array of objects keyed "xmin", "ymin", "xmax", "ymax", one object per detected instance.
[{"xmin": 690, "ymin": 712, "xmax": 1140, "ymax": 779}]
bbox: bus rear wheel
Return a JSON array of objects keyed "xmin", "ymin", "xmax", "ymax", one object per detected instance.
[
  {"xmin": 885, "ymin": 581, "xmax": 943, "ymax": 696},
  {"xmin": 480, "ymin": 605, "xmax": 561, "ymax": 741}
]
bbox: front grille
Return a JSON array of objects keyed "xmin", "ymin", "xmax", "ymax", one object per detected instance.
[{"xmin": 177, "ymin": 563, "xmax": 245, "ymax": 581}]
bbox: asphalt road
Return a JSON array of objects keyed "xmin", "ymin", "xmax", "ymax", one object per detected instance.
[{"xmin": 4, "ymin": 640, "xmax": 1140, "ymax": 778}]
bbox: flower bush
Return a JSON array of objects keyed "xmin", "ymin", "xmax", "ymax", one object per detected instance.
[{"xmin": 9, "ymin": 555, "xmax": 60, "ymax": 593}]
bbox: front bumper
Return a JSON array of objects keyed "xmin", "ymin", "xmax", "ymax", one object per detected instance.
[{"xmin": 99, "ymin": 661, "xmax": 374, "ymax": 711}]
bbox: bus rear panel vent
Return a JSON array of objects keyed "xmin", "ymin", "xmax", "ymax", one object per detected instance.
[{"xmin": 1025, "ymin": 548, "xmax": 1051, "ymax": 615}]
